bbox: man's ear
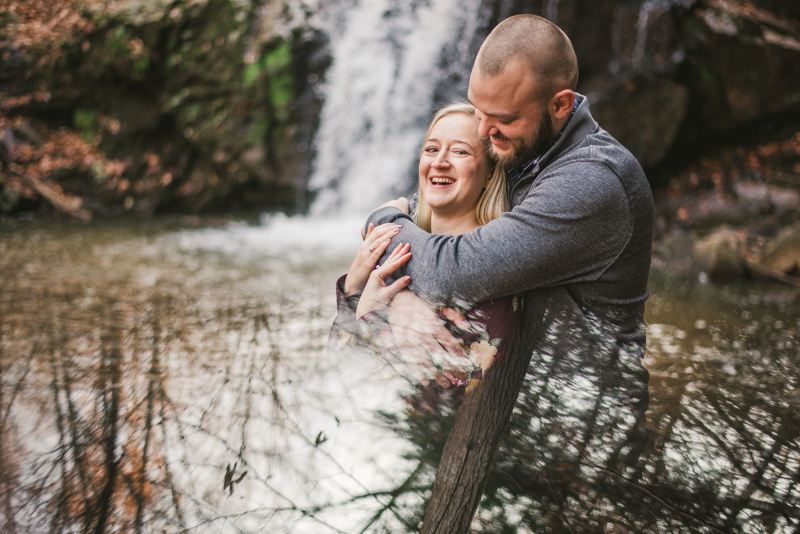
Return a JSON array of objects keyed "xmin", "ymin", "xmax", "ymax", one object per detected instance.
[{"xmin": 551, "ymin": 90, "xmax": 576, "ymax": 119}]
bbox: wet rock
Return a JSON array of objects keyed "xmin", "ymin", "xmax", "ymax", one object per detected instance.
[
  {"xmin": 757, "ymin": 221, "xmax": 800, "ymax": 274},
  {"xmin": 665, "ymin": 181, "xmax": 800, "ymax": 229},
  {"xmin": 686, "ymin": 0, "xmax": 800, "ymax": 129},
  {"xmin": 592, "ymin": 78, "xmax": 689, "ymax": 168},
  {"xmin": 693, "ymin": 225, "xmax": 746, "ymax": 279}
]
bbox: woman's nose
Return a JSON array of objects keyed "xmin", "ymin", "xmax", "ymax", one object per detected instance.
[{"xmin": 432, "ymin": 152, "xmax": 450, "ymax": 168}]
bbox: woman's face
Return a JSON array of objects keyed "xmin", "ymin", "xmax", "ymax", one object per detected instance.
[{"xmin": 419, "ymin": 113, "xmax": 490, "ymax": 218}]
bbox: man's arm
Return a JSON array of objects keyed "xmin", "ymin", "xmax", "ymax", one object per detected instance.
[{"xmin": 368, "ymin": 163, "xmax": 633, "ymax": 304}]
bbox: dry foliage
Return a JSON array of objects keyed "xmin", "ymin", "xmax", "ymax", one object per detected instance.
[
  {"xmin": 0, "ymin": 112, "xmax": 129, "ymax": 220},
  {"xmin": 0, "ymin": 0, "xmax": 103, "ymax": 60},
  {"xmin": 665, "ymin": 133, "xmax": 800, "ymax": 200},
  {"xmin": 0, "ymin": 0, "xmax": 134, "ymax": 219}
]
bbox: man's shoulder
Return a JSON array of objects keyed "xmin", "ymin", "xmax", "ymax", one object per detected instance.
[
  {"xmin": 547, "ymin": 126, "xmax": 651, "ymax": 205},
  {"xmin": 555, "ymin": 127, "xmax": 641, "ymax": 174}
]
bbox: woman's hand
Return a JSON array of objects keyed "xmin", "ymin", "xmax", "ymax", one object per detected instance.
[
  {"xmin": 356, "ymin": 243, "xmax": 412, "ymax": 319},
  {"xmin": 343, "ymin": 223, "xmax": 401, "ymax": 296}
]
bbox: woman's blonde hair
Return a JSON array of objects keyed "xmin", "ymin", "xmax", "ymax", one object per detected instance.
[{"xmin": 414, "ymin": 103, "xmax": 508, "ymax": 233}]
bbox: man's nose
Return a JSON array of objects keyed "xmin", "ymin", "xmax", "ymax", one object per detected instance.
[{"xmin": 476, "ymin": 115, "xmax": 497, "ymax": 138}]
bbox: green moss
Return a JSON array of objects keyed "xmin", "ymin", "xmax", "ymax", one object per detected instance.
[
  {"xmin": 243, "ymin": 62, "xmax": 261, "ymax": 88},
  {"xmin": 242, "ymin": 40, "xmax": 295, "ymax": 125},
  {"xmin": 73, "ymin": 108, "xmax": 97, "ymax": 141},
  {"xmin": 246, "ymin": 119, "xmax": 270, "ymax": 145},
  {"xmin": 132, "ymin": 55, "xmax": 150, "ymax": 80}
]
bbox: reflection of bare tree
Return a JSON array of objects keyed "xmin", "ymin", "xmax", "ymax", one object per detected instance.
[
  {"xmin": 1, "ymin": 254, "xmax": 421, "ymax": 534},
  {"xmin": 5, "ymin": 228, "xmax": 797, "ymax": 533},
  {"xmin": 374, "ymin": 310, "xmax": 800, "ymax": 533}
]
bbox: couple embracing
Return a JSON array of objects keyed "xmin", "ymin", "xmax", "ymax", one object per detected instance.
[
  {"xmin": 331, "ymin": 12, "xmax": 654, "ymax": 488},
  {"xmin": 333, "ymin": 12, "xmax": 653, "ymax": 388}
]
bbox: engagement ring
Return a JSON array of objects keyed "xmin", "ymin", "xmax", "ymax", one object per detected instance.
[{"xmin": 369, "ymin": 246, "xmax": 374, "ymax": 252}]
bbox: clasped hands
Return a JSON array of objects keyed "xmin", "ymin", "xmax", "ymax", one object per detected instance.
[{"xmin": 345, "ymin": 211, "xmax": 471, "ymax": 388}]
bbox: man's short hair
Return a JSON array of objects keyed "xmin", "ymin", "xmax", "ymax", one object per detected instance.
[{"xmin": 477, "ymin": 15, "xmax": 578, "ymax": 101}]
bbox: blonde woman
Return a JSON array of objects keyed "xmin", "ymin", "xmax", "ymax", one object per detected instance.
[{"xmin": 331, "ymin": 103, "xmax": 523, "ymax": 388}]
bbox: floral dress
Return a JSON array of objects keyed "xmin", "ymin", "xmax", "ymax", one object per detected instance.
[{"xmin": 329, "ymin": 274, "xmax": 524, "ymax": 391}]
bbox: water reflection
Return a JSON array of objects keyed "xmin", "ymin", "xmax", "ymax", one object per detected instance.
[
  {"xmin": 0, "ymin": 221, "xmax": 418, "ymax": 533},
  {"xmin": 1, "ymin": 221, "xmax": 799, "ymax": 533}
]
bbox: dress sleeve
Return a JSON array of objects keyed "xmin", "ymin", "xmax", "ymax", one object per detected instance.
[{"xmin": 328, "ymin": 275, "xmax": 397, "ymax": 355}]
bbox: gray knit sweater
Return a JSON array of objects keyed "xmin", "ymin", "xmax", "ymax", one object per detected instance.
[{"xmin": 367, "ymin": 94, "xmax": 654, "ymax": 420}]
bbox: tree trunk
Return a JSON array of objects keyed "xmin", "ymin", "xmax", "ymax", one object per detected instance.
[{"xmin": 419, "ymin": 342, "xmax": 533, "ymax": 534}]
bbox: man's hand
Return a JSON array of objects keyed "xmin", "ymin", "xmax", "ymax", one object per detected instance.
[
  {"xmin": 362, "ymin": 198, "xmax": 410, "ymax": 238},
  {"xmin": 387, "ymin": 291, "xmax": 471, "ymax": 388}
]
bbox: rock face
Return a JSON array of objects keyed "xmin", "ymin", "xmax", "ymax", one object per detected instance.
[
  {"xmin": 535, "ymin": 0, "xmax": 800, "ymax": 173},
  {"xmin": 1, "ymin": 0, "xmax": 799, "ymax": 218},
  {"xmin": 0, "ymin": 0, "xmax": 328, "ymax": 217},
  {"xmin": 687, "ymin": 0, "xmax": 800, "ymax": 129}
]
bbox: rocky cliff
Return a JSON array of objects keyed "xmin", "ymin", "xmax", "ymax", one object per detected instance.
[
  {"xmin": 0, "ymin": 0, "xmax": 328, "ymax": 217},
  {"xmin": 0, "ymin": 0, "xmax": 798, "ymax": 221}
]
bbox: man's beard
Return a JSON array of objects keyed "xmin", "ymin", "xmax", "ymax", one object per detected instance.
[{"xmin": 493, "ymin": 112, "xmax": 554, "ymax": 171}]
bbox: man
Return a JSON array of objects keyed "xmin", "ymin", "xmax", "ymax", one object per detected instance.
[
  {"xmin": 368, "ymin": 13, "xmax": 653, "ymax": 382},
  {"xmin": 365, "ymin": 14, "xmax": 654, "ymax": 528}
]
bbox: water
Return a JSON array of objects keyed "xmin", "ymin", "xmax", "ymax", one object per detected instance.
[
  {"xmin": 0, "ymin": 219, "xmax": 416, "ymax": 533},
  {"xmin": 1, "ymin": 219, "xmax": 798, "ymax": 533}
]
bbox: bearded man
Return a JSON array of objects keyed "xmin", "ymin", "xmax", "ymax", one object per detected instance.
[{"xmin": 365, "ymin": 14, "xmax": 654, "ymax": 522}]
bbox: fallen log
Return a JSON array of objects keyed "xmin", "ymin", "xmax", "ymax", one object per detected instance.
[{"xmin": 6, "ymin": 170, "xmax": 92, "ymax": 222}]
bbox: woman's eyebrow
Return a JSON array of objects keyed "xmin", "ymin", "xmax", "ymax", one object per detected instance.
[
  {"xmin": 452, "ymin": 139, "xmax": 475, "ymax": 149},
  {"xmin": 428, "ymin": 137, "xmax": 473, "ymax": 146}
]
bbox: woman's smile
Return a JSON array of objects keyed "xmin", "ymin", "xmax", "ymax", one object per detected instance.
[{"xmin": 430, "ymin": 175, "xmax": 456, "ymax": 186}]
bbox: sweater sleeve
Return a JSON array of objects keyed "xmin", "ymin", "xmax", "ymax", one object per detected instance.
[{"xmin": 366, "ymin": 162, "xmax": 632, "ymax": 304}]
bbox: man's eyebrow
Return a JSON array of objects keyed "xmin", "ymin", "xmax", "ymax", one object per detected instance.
[
  {"xmin": 467, "ymin": 102, "xmax": 516, "ymax": 121},
  {"xmin": 484, "ymin": 110, "xmax": 516, "ymax": 121}
]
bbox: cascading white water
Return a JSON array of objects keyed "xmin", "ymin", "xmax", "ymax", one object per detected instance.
[
  {"xmin": 309, "ymin": 0, "xmax": 485, "ymax": 217},
  {"xmin": 177, "ymin": 0, "xmax": 488, "ymax": 259}
]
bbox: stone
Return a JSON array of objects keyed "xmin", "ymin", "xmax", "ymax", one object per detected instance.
[
  {"xmin": 757, "ymin": 221, "xmax": 800, "ymax": 274},
  {"xmin": 693, "ymin": 226, "xmax": 746, "ymax": 279},
  {"xmin": 99, "ymin": 0, "xmax": 195, "ymax": 26},
  {"xmin": 592, "ymin": 78, "xmax": 689, "ymax": 168},
  {"xmin": 686, "ymin": 0, "xmax": 800, "ymax": 129}
]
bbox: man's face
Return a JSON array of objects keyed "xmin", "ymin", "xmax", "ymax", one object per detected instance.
[{"xmin": 467, "ymin": 59, "xmax": 554, "ymax": 169}]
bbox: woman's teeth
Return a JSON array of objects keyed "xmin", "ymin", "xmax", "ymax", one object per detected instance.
[{"xmin": 431, "ymin": 177, "xmax": 455, "ymax": 185}]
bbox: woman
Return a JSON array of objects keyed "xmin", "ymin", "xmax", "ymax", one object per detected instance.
[{"xmin": 331, "ymin": 103, "xmax": 523, "ymax": 389}]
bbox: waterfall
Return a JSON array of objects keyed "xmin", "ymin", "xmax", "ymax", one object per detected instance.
[
  {"xmin": 632, "ymin": 0, "xmax": 688, "ymax": 68},
  {"xmin": 544, "ymin": 0, "xmax": 559, "ymax": 23},
  {"xmin": 308, "ymin": 0, "xmax": 486, "ymax": 217}
]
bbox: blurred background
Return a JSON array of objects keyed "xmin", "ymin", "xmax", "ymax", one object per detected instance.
[{"xmin": 1, "ymin": 0, "xmax": 799, "ymax": 532}]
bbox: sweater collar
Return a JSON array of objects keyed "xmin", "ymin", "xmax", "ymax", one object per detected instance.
[{"xmin": 506, "ymin": 93, "xmax": 596, "ymax": 187}]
